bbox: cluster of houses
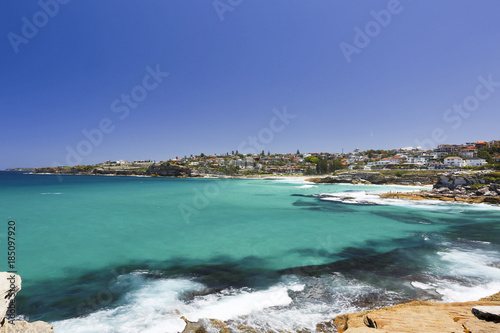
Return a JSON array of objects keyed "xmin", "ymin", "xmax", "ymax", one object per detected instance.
[
  {"xmin": 364, "ymin": 141, "xmax": 499, "ymax": 170},
  {"xmin": 101, "ymin": 140, "xmax": 500, "ymax": 174}
]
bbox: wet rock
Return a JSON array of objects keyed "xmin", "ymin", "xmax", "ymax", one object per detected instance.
[
  {"xmin": 334, "ymin": 314, "xmax": 349, "ymax": 333},
  {"xmin": 316, "ymin": 319, "xmax": 336, "ymax": 333},
  {"xmin": 181, "ymin": 317, "xmax": 230, "ymax": 333},
  {"xmin": 471, "ymin": 306, "xmax": 500, "ymax": 323}
]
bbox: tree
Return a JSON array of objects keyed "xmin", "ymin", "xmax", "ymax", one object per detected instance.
[
  {"xmin": 478, "ymin": 149, "xmax": 492, "ymax": 162},
  {"xmin": 305, "ymin": 156, "xmax": 319, "ymax": 164},
  {"xmin": 316, "ymin": 158, "xmax": 328, "ymax": 174},
  {"xmin": 296, "ymin": 149, "xmax": 300, "ymax": 155},
  {"xmin": 261, "ymin": 150, "xmax": 265, "ymax": 156},
  {"xmin": 304, "ymin": 166, "xmax": 315, "ymax": 175},
  {"xmin": 329, "ymin": 159, "xmax": 345, "ymax": 172}
]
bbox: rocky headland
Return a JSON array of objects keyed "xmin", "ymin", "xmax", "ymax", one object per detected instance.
[
  {"xmin": 380, "ymin": 172, "xmax": 500, "ymax": 205},
  {"xmin": 0, "ymin": 272, "xmax": 53, "ymax": 333},
  {"xmin": 305, "ymin": 171, "xmax": 500, "ymax": 205},
  {"xmin": 306, "ymin": 171, "xmax": 440, "ymax": 186},
  {"xmin": 32, "ymin": 163, "xmax": 192, "ymax": 177}
]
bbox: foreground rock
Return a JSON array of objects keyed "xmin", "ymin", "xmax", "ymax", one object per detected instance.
[
  {"xmin": 179, "ymin": 292, "xmax": 500, "ymax": 333},
  {"xmin": 0, "ymin": 272, "xmax": 53, "ymax": 333},
  {"xmin": 334, "ymin": 294, "xmax": 500, "ymax": 333}
]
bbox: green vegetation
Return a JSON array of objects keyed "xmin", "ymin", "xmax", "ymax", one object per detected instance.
[
  {"xmin": 477, "ymin": 149, "xmax": 492, "ymax": 162},
  {"xmin": 485, "ymin": 172, "xmax": 500, "ymax": 179},
  {"xmin": 304, "ymin": 156, "xmax": 319, "ymax": 164},
  {"xmin": 74, "ymin": 165, "xmax": 99, "ymax": 172}
]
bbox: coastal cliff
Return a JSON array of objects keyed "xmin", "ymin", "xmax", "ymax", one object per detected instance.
[
  {"xmin": 0, "ymin": 272, "xmax": 53, "ymax": 333},
  {"xmin": 145, "ymin": 164, "xmax": 191, "ymax": 177},
  {"xmin": 32, "ymin": 163, "xmax": 192, "ymax": 177}
]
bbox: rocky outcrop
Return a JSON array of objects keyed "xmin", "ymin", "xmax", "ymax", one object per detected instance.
[
  {"xmin": 307, "ymin": 172, "xmax": 439, "ymax": 186},
  {"xmin": 146, "ymin": 164, "xmax": 191, "ymax": 177},
  {"xmin": 380, "ymin": 183, "xmax": 500, "ymax": 205},
  {"xmin": 334, "ymin": 298, "xmax": 500, "ymax": 333},
  {"xmin": 0, "ymin": 272, "xmax": 53, "ymax": 333},
  {"xmin": 33, "ymin": 164, "xmax": 193, "ymax": 177},
  {"xmin": 434, "ymin": 171, "xmax": 497, "ymax": 189},
  {"xmin": 181, "ymin": 317, "xmax": 230, "ymax": 333},
  {"xmin": 32, "ymin": 167, "xmax": 65, "ymax": 174}
]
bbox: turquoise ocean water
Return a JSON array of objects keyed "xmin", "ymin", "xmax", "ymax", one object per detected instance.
[{"xmin": 1, "ymin": 171, "xmax": 500, "ymax": 332}]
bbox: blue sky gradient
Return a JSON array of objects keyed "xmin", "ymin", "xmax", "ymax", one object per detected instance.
[{"xmin": 1, "ymin": 0, "xmax": 500, "ymax": 169}]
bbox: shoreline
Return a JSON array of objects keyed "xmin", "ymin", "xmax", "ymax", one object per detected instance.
[
  {"xmin": 24, "ymin": 171, "xmax": 435, "ymax": 186},
  {"xmin": 177, "ymin": 291, "xmax": 500, "ymax": 332}
]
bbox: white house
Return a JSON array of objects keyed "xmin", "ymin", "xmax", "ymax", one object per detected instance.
[
  {"xmin": 381, "ymin": 156, "xmax": 406, "ymax": 164},
  {"xmin": 459, "ymin": 146, "xmax": 478, "ymax": 159},
  {"xmin": 465, "ymin": 158, "xmax": 487, "ymax": 167},
  {"xmin": 373, "ymin": 160, "xmax": 391, "ymax": 167},
  {"xmin": 230, "ymin": 159, "xmax": 245, "ymax": 167},
  {"xmin": 444, "ymin": 156, "xmax": 466, "ymax": 167},
  {"xmin": 407, "ymin": 157, "xmax": 427, "ymax": 165}
]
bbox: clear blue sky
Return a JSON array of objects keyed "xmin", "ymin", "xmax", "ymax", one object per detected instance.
[{"xmin": 1, "ymin": 0, "xmax": 500, "ymax": 169}]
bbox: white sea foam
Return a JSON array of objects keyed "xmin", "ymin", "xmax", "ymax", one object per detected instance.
[
  {"xmin": 412, "ymin": 248, "xmax": 500, "ymax": 302},
  {"xmin": 317, "ymin": 190, "xmax": 500, "ymax": 210},
  {"xmin": 411, "ymin": 281, "xmax": 435, "ymax": 290},
  {"xmin": 295, "ymin": 184, "xmax": 318, "ymax": 189},
  {"xmin": 52, "ymin": 276, "xmax": 310, "ymax": 333},
  {"xmin": 436, "ymin": 281, "xmax": 500, "ymax": 302},
  {"xmin": 41, "ymin": 192, "xmax": 63, "ymax": 195},
  {"xmin": 270, "ymin": 179, "xmax": 310, "ymax": 184},
  {"xmin": 52, "ymin": 273, "xmax": 377, "ymax": 333}
]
